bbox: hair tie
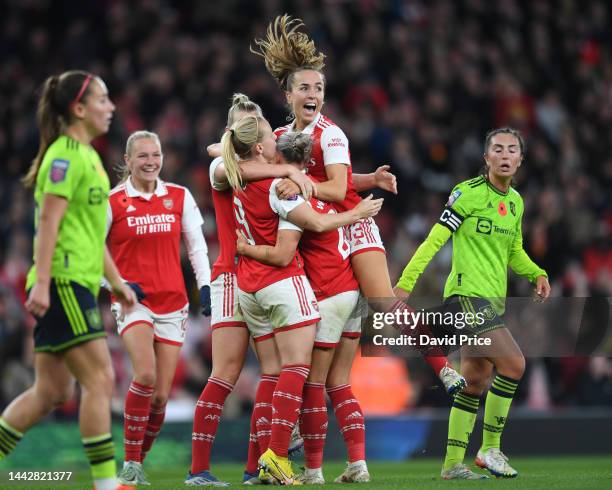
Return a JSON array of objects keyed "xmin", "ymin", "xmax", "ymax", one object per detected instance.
[{"xmin": 230, "ymin": 128, "xmax": 235, "ymax": 135}]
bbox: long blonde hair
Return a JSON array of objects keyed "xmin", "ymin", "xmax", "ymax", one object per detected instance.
[
  {"xmin": 220, "ymin": 115, "xmax": 266, "ymax": 190},
  {"xmin": 251, "ymin": 14, "xmax": 325, "ymax": 91}
]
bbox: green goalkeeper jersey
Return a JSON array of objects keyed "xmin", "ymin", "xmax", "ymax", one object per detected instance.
[
  {"xmin": 26, "ymin": 135, "xmax": 110, "ymax": 296},
  {"xmin": 396, "ymin": 175, "xmax": 546, "ymax": 314}
]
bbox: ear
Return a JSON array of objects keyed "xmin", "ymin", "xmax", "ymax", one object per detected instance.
[
  {"xmin": 71, "ymin": 101, "xmax": 87, "ymax": 120},
  {"xmin": 254, "ymin": 142, "xmax": 264, "ymax": 155},
  {"xmin": 285, "ymin": 90, "xmax": 292, "ymax": 106}
]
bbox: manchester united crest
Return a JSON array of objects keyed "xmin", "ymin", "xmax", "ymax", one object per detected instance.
[{"xmin": 163, "ymin": 198, "xmax": 173, "ymax": 210}]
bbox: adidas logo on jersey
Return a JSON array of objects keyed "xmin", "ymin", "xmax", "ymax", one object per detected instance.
[
  {"xmin": 126, "ymin": 204, "xmax": 136, "ymax": 212},
  {"xmin": 487, "ymin": 202, "xmax": 493, "ymax": 208},
  {"xmin": 256, "ymin": 417, "xmax": 270, "ymax": 427},
  {"xmin": 347, "ymin": 411, "xmax": 362, "ymax": 420}
]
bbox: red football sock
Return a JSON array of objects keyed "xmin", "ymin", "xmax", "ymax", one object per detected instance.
[
  {"xmin": 327, "ymin": 384, "xmax": 365, "ymax": 463},
  {"xmin": 140, "ymin": 402, "xmax": 166, "ymax": 462},
  {"xmin": 124, "ymin": 381, "xmax": 154, "ymax": 463},
  {"xmin": 245, "ymin": 374, "xmax": 278, "ymax": 473},
  {"xmin": 300, "ymin": 382, "xmax": 327, "ymax": 469},
  {"xmin": 191, "ymin": 377, "xmax": 234, "ymax": 474},
  {"xmin": 268, "ymin": 365, "xmax": 310, "ymax": 457}
]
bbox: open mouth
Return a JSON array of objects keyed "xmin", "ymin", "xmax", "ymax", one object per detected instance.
[
  {"xmin": 500, "ymin": 163, "xmax": 511, "ymax": 171},
  {"xmin": 303, "ymin": 103, "xmax": 317, "ymax": 116}
]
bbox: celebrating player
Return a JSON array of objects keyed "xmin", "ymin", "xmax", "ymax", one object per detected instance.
[
  {"xmin": 187, "ymin": 94, "xmax": 317, "ymax": 486},
  {"xmin": 106, "ymin": 130, "xmax": 211, "ymax": 486},
  {"xmin": 222, "ymin": 114, "xmax": 381, "ymax": 484},
  {"xmin": 236, "ymin": 131, "xmax": 372, "ymax": 483},
  {"xmin": 251, "ymin": 15, "xmax": 465, "ymax": 394},
  {"xmin": 395, "ymin": 128, "xmax": 551, "ymax": 479},
  {"xmin": 0, "ymin": 71, "xmax": 136, "ymax": 490}
]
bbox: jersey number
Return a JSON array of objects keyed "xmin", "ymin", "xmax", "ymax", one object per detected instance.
[
  {"xmin": 328, "ymin": 209, "xmax": 350, "ymax": 260},
  {"xmin": 233, "ymin": 196, "xmax": 256, "ymax": 245}
]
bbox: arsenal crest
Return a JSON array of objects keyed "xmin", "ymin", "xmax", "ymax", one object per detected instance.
[
  {"xmin": 509, "ymin": 201, "xmax": 516, "ymax": 216},
  {"xmin": 163, "ymin": 198, "xmax": 173, "ymax": 210}
]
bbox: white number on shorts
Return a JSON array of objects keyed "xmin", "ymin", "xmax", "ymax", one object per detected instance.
[{"xmin": 233, "ymin": 196, "xmax": 256, "ymax": 244}]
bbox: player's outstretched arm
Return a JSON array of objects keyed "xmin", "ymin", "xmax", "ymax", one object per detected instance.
[
  {"xmin": 287, "ymin": 194, "xmax": 383, "ymax": 233},
  {"xmin": 395, "ymin": 223, "xmax": 452, "ymax": 294},
  {"xmin": 236, "ymin": 229, "xmax": 302, "ymax": 267}
]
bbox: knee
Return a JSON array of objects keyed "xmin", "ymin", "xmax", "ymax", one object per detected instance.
[
  {"xmin": 326, "ymin": 371, "xmax": 349, "ymax": 389},
  {"xmin": 211, "ymin": 358, "xmax": 243, "ymax": 385},
  {"xmin": 84, "ymin": 364, "xmax": 115, "ymax": 398},
  {"xmin": 39, "ymin": 383, "xmax": 76, "ymax": 410},
  {"xmin": 151, "ymin": 392, "xmax": 169, "ymax": 408},
  {"xmin": 497, "ymin": 356, "xmax": 525, "ymax": 381},
  {"xmin": 463, "ymin": 373, "xmax": 490, "ymax": 397},
  {"xmin": 133, "ymin": 368, "xmax": 156, "ymax": 388}
]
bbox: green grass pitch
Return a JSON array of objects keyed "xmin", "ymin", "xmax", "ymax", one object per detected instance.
[{"xmin": 1, "ymin": 457, "xmax": 610, "ymax": 489}]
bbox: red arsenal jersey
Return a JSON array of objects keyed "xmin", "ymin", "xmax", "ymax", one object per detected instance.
[
  {"xmin": 275, "ymin": 113, "xmax": 361, "ymax": 212},
  {"xmin": 233, "ymin": 178, "xmax": 305, "ymax": 293},
  {"xmin": 209, "ymin": 157, "xmax": 238, "ymax": 281},
  {"xmin": 107, "ymin": 178, "xmax": 203, "ymax": 314},
  {"xmin": 300, "ymin": 195, "xmax": 358, "ymax": 301}
]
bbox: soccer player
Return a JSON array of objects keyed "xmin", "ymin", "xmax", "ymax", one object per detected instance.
[
  {"xmin": 187, "ymin": 94, "xmax": 317, "ymax": 487},
  {"xmin": 236, "ymin": 131, "xmax": 372, "ymax": 484},
  {"xmin": 106, "ymin": 130, "xmax": 211, "ymax": 486},
  {"xmin": 0, "ymin": 71, "xmax": 136, "ymax": 490},
  {"xmin": 252, "ymin": 15, "xmax": 466, "ymax": 394},
  {"xmin": 395, "ymin": 128, "xmax": 551, "ymax": 479},
  {"xmin": 222, "ymin": 114, "xmax": 381, "ymax": 484}
]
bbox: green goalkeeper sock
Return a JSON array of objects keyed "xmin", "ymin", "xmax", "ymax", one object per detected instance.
[
  {"xmin": 0, "ymin": 417, "xmax": 23, "ymax": 460},
  {"xmin": 82, "ymin": 433, "xmax": 116, "ymax": 481},
  {"xmin": 443, "ymin": 392, "xmax": 480, "ymax": 470},
  {"xmin": 481, "ymin": 374, "xmax": 519, "ymax": 452}
]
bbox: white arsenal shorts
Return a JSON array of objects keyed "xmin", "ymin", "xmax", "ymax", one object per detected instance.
[
  {"xmin": 342, "ymin": 293, "xmax": 368, "ymax": 339},
  {"xmin": 347, "ymin": 217, "xmax": 385, "ymax": 256},
  {"xmin": 237, "ymin": 276, "xmax": 320, "ymax": 342},
  {"xmin": 211, "ymin": 272, "xmax": 247, "ymax": 329},
  {"xmin": 112, "ymin": 302, "xmax": 189, "ymax": 346},
  {"xmin": 315, "ymin": 290, "xmax": 360, "ymax": 348}
]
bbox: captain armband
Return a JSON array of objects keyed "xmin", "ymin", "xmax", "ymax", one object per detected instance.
[{"xmin": 438, "ymin": 207, "xmax": 464, "ymax": 232}]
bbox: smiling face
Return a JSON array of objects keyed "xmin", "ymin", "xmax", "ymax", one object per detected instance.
[
  {"xmin": 125, "ymin": 137, "xmax": 163, "ymax": 188},
  {"xmin": 285, "ymin": 69, "xmax": 325, "ymax": 130},
  {"xmin": 74, "ymin": 78, "xmax": 115, "ymax": 138},
  {"xmin": 484, "ymin": 132, "xmax": 523, "ymax": 180}
]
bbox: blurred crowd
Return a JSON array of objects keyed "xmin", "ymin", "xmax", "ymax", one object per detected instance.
[{"xmin": 0, "ymin": 0, "xmax": 610, "ymax": 417}]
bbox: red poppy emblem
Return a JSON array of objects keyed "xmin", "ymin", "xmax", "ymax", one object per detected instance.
[
  {"xmin": 498, "ymin": 202, "xmax": 507, "ymax": 216},
  {"xmin": 119, "ymin": 195, "xmax": 132, "ymax": 208}
]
